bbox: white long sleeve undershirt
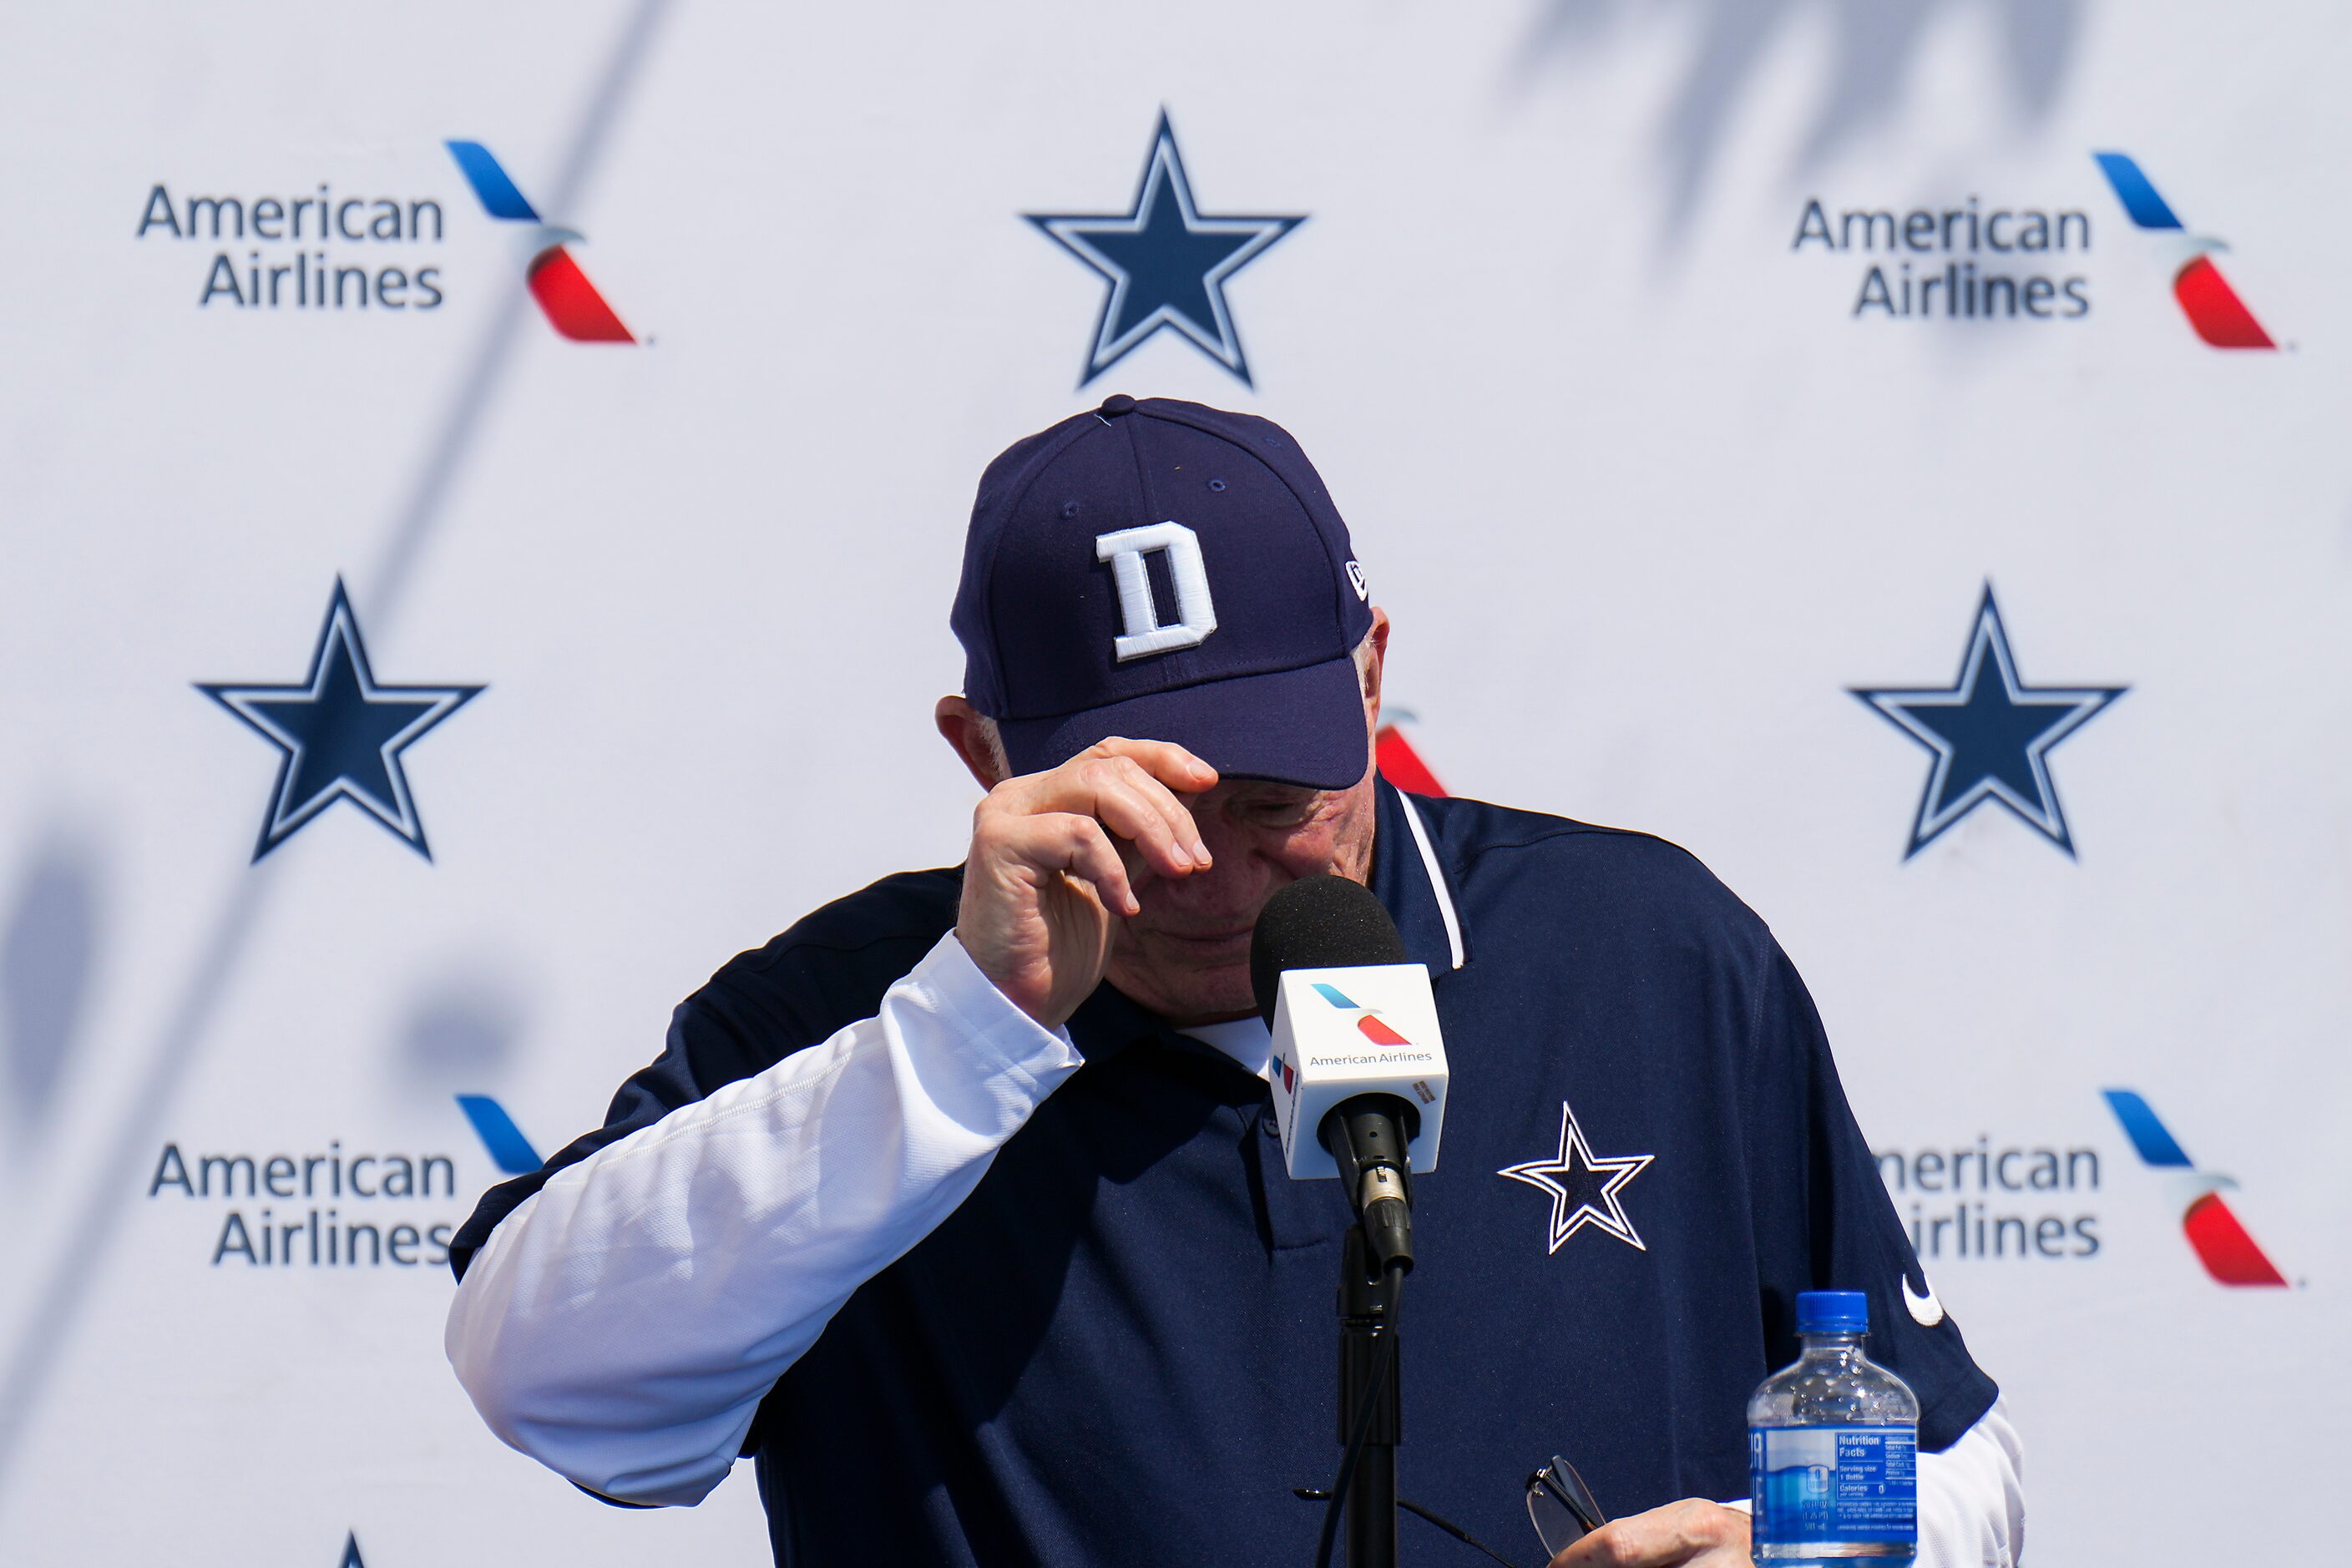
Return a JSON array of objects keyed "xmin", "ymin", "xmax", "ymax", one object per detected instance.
[
  {"xmin": 446, "ymin": 933, "xmax": 2024, "ymax": 1565},
  {"xmin": 447, "ymin": 932, "xmax": 1082, "ymax": 1506}
]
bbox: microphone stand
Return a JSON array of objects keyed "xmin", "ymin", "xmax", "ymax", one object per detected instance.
[{"xmin": 1336, "ymin": 1227, "xmax": 1399, "ymax": 1568}]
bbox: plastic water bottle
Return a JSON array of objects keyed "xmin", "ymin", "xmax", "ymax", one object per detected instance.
[{"xmin": 1748, "ymin": 1291, "xmax": 1918, "ymax": 1565}]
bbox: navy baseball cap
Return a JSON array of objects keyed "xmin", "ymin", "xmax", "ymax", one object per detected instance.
[{"xmin": 952, "ymin": 394, "xmax": 1376, "ymax": 790}]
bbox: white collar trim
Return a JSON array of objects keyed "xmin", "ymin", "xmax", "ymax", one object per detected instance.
[{"xmin": 1396, "ymin": 792, "xmax": 1465, "ymax": 971}]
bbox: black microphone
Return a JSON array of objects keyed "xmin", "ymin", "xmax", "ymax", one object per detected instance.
[{"xmin": 1251, "ymin": 877, "xmax": 1435, "ymax": 1274}]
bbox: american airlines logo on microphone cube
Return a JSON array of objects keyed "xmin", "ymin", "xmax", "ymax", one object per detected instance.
[{"xmin": 1267, "ymin": 964, "xmax": 1449, "ymax": 1180}]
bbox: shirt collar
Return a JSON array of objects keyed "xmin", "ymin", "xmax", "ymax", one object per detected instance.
[
  {"xmin": 1369, "ymin": 777, "xmax": 1469, "ymax": 978},
  {"xmin": 1178, "ymin": 1015, "xmax": 1272, "ymax": 1080}
]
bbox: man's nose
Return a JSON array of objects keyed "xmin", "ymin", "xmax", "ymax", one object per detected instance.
[
  {"xmin": 1192, "ymin": 808, "xmax": 1252, "ymax": 867},
  {"xmin": 1138, "ymin": 822, "xmax": 1267, "ymax": 903},
  {"xmin": 1145, "ymin": 842, "xmax": 1258, "ymax": 903}
]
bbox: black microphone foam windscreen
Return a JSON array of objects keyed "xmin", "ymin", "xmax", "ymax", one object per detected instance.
[{"xmin": 1250, "ymin": 876, "xmax": 1409, "ymax": 1026}]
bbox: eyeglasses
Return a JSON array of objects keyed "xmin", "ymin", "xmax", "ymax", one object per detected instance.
[
  {"xmin": 1290, "ymin": 1455, "xmax": 1606, "ymax": 1568},
  {"xmin": 1525, "ymin": 1454, "xmax": 1607, "ymax": 1559}
]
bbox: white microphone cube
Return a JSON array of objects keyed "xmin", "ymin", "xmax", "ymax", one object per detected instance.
[{"xmin": 1267, "ymin": 964, "xmax": 1449, "ymax": 1180}]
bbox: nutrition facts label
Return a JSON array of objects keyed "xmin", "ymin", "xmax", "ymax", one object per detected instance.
[{"xmin": 1749, "ymin": 1424, "xmax": 1918, "ymax": 1545}]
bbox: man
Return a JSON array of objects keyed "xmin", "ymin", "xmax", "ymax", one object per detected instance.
[{"xmin": 447, "ymin": 395, "xmax": 2024, "ymax": 1567}]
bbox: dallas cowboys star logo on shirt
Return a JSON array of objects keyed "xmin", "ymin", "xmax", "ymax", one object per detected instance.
[
  {"xmin": 1026, "ymin": 110, "xmax": 1305, "ymax": 388},
  {"xmin": 1852, "ymin": 584, "xmax": 2126, "ymax": 859},
  {"xmin": 198, "ymin": 579, "xmax": 482, "ymax": 862},
  {"xmin": 1499, "ymin": 1100, "xmax": 1656, "ymax": 1254}
]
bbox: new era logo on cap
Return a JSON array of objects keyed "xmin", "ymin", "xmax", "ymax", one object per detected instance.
[{"xmin": 950, "ymin": 395, "xmax": 1375, "ymax": 789}]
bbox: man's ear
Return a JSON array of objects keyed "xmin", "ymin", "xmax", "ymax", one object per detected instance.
[
  {"xmin": 935, "ymin": 696, "xmax": 1008, "ymax": 790},
  {"xmin": 1360, "ymin": 607, "xmax": 1392, "ymax": 726}
]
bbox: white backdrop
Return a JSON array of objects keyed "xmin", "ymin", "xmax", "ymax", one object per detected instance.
[{"xmin": 3, "ymin": 3, "xmax": 2348, "ymax": 1564}]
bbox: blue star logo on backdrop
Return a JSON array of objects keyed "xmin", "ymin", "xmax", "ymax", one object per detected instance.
[
  {"xmin": 1499, "ymin": 1100, "xmax": 1655, "ymax": 1254},
  {"xmin": 1026, "ymin": 110, "xmax": 1305, "ymax": 388},
  {"xmin": 1852, "ymin": 584, "xmax": 2126, "ymax": 859},
  {"xmin": 198, "ymin": 579, "xmax": 482, "ymax": 862}
]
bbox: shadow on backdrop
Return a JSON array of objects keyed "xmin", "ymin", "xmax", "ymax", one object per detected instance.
[
  {"xmin": 1513, "ymin": 0, "xmax": 2085, "ymax": 250},
  {"xmin": 1, "ymin": 832, "xmax": 102, "ymax": 1146},
  {"xmin": 396, "ymin": 970, "xmax": 528, "ymax": 1092}
]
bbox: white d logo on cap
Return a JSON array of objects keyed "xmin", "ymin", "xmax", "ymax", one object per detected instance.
[{"xmin": 1095, "ymin": 521, "xmax": 1218, "ymax": 661}]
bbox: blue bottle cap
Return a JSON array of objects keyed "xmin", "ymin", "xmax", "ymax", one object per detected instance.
[{"xmin": 1795, "ymin": 1290, "xmax": 1869, "ymax": 1333}]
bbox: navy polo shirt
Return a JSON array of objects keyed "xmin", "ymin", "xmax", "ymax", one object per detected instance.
[{"xmin": 452, "ymin": 781, "xmax": 1996, "ymax": 1565}]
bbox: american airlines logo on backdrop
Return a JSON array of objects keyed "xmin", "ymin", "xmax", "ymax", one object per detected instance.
[
  {"xmin": 1784, "ymin": 151, "xmax": 2284, "ymax": 345},
  {"xmin": 146, "ymin": 1135, "xmax": 466, "ymax": 1269},
  {"xmin": 1374, "ymin": 717, "xmax": 1446, "ymax": 798},
  {"xmin": 132, "ymin": 139, "xmax": 638, "ymax": 336},
  {"xmin": 2103, "ymin": 1090, "xmax": 2289, "ymax": 1287},
  {"xmin": 457, "ymin": 1095, "xmax": 544, "ymax": 1176},
  {"xmin": 135, "ymin": 1099, "xmax": 534, "ymax": 1271},
  {"xmin": 446, "ymin": 139, "xmax": 637, "ymax": 342},
  {"xmin": 1788, "ymin": 191, "xmax": 2092, "ymax": 322},
  {"xmin": 2092, "ymin": 152, "xmax": 2277, "ymax": 349},
  {"xmin": 137, "ymin": 179, "xmax": 448, "ymax": 312},
  {"xmin": 1874, "ymin": 1135, "xmax": 2102, "ymax": 1266}
]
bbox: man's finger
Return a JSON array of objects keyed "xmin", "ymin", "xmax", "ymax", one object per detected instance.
[
  {"xmin": 1030, "ymin": 812, "xmax": 1137, "ymax": 917},
  {"xmin": 1085, "ymin": 774, "xmax": 1202, "ymax": 878},
  {"xmin": 1026, "ymin": 751, "xmax": 1211, "ymax": 869},
  {"xmin": 1100, "ymin": 753, "xmax": 1214, "ymax": 867},
  {"xmin": 1086, "ymin": 736, "xmax": 1218, "ymax": 798},
  {"xmin": 1092, "ymin": 752, "xmax": 1212, "ymax": 866},
  {"xmin": 1550, "ymin": 1500, "xmax": 1743, "ymax": 1568}
]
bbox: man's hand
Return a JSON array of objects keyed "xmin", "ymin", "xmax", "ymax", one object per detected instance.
[
  {"xmin": 1548, "ymin": 1500, "xmax": 1750, "ymax": 1568},
  {"xmin": 956, "ymin": 738, "xmax": 1216, "ymax": 1029}
]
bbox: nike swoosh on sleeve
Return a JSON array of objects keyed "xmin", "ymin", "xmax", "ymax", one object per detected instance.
[{"xmin": 1903, "ymin": 1271, "xmax": 1945, "ymax": 1327}]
